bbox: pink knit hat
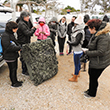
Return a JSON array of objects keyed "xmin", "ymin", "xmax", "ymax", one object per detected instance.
[{"xmin": 74, "ymin": 15, "xmax": 84, "ymax": 25}]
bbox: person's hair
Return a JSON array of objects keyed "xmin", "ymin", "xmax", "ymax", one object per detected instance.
[
  {"xmin": 72, "ymin": 16, "xmax": 77, "ymax": 19},
  {"xmin": 87, "ymin": 19, "xmax": 102, "ymax": 31},
  {"xmin": 20, "ymin": 11, "xmax": 30, "ymax": 20},
  {"xmin": 103, "ymin": 15, "xmax": 109, "ymax": 22},
  {"xmin": 59, "ymin": 16, "xmax": 66, "ymax": 22},
  {"xmin": 62, "ymin": 16, "xmax": 66, "ymax": 19},
  {"xmin": 5, "ymin": 21, "xmax": 18, "ymax": 32},
  {"xmin": 84, "ymin": 14, "xmax": 90, "ymax": 23}
]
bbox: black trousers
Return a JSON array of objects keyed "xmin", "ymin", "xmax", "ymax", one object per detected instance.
[
  {"xmin": 58, "ymin": 36, "xmax": 66, "ymax": 53},
  {"xmin": 20, "ymin": 49, "xmax": 27, "ymax": 74},
  {"xmin": 49, "ymin": 33, "xmax": 56, "ymax": 46},
  {"xmin": 7, "ymin": 59, "xmax": 18, "ymax": 84},
  {"xmin": 68, "ymin": 35, "xmax": 72, "ymax": 53},
  {"xmin": 88, "ymin": 68, "xmax": 105, "ymax": 97}
]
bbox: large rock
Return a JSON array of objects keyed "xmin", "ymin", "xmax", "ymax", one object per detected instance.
[{"xmin": 21, "ymin": 38, "xmax": 58, "ymax": 86}]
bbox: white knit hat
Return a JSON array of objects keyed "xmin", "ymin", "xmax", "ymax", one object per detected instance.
[{"xmin": 74, "ymin": 14, "xmax": 84, "ymax": 25}]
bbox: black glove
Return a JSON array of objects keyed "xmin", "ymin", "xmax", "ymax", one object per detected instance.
[{"xmin": 67, "ymin": 41, "xmax": 71, "ymax": 45}]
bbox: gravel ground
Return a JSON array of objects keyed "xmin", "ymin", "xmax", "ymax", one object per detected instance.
[{"xmin": 0, "ymin": 37, "xmax": 110, "ymax": 110}]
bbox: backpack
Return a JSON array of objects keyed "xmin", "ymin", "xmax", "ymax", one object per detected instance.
[{"xmin": 0, "ymin": 37, "xmax": 3, "ymax": 55}]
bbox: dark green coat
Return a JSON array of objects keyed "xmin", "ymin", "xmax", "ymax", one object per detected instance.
[{"xmin": 85, "ymin": 22, "xmax": 110, "ymax": 69}]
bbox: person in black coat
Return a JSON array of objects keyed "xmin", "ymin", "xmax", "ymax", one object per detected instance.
[
  {"xmin": 48, "ymin": 17, "xmax": 59, "ymax": 46},
  {"xmin": 1, "ymin": 21, "xmax": 22, "ymax": 87},
  {"xmin": 16, "ymin": 12, "xmax": 33, "ymax": 29},
  {"xmin": 17, "ymin": 11, "xmax": 38, "ymax": 75},
  {"xmin": 67, "ymin": 16, "xmax": 76, "ymax": 55},
  {"xmin": 81, "ymin": 14, "xmax": 92, "ymax": 71}
]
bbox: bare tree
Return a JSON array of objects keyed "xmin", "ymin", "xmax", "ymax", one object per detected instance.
[
  {"xmin": 80, "ymin": 0, "xmax": 110, "ymax": 14},
  {"xmin": 97, "ymin": 0, "xmax": 110, "ymax": 13},
  {"xmin": 38, "ymin": 0, "xmax": 61, "ymax": 16},
  {"xmin": 80, "ymin": 0, "xmax": 99, "ymax": 14}
]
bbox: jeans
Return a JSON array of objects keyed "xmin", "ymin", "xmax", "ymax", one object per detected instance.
[
  {"xmin": 88, "ymin": 68, "xmax": 105, "ymax": 97},
  {"xmin": 7, "ymin": 59, "xmax": 18, "ymax": 84},
  {"xmin": 74, "ymin": 52, "xmax": 83, "ymax": 75}
]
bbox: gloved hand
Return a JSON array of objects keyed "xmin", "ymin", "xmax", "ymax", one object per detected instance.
[{"xmin": 67, "ymin": 41, "xmax": 71, "ymax": 45}]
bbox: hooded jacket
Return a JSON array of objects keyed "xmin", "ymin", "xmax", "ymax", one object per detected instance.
[
  {"xmin": 85, "ymin": 22, "xmax": 110, "ymax": 69},
  {"xmin": 58, "ymin": 20, "xmax": 67, "ymax": 38},
  {"xmin": 34, "ymin": 17, "xmax": 50, "ymax": 40},
  {"xmin": 48, "ymin": 17, "xmax": 58, "ymax": 36},
  {"xmin": 67, "ymin": 22, "xmax": 75, "ymax": 36},
  {"xmin": 68, "ymin": 23, "xmax": 85, "ymax": 52}
]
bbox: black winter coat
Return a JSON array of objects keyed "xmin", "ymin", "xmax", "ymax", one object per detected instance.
[
  {"xmin": 67, "ymin": 22, "xmax": 75, "ymax": 36},
  {"xmin": 1, "ymin": 31, "xmax": 21, "ymax": 60},
  {"xmin": 82, "ymin": 25, "xmax": 92, "ymax": 48},
  {"xmin": 17, "ymin": 19, "xmax": 36, "ymax": 45}
]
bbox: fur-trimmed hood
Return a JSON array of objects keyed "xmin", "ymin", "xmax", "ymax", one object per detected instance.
[{"xmin": 96, "ymin": 22, "xmax": 110, "ymax": 36}]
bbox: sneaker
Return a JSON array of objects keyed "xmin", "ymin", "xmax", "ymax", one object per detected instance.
[
  {"xmin": 60, "ymin": 52, "xmax": 64, "ymax": 56},
  {"xmin": 84, "ymin": 89, "xmax": 89, "ymax": 94},
  {"xmin": 11, "ymin": 83, "xmax": 22, "ymax": 87},
  {"xmin": 82, "ymin": 69, "xmax": 86, "ymax": 72},
  {"xmin": 67, "ymin": 52, "xmax": 72, "ymax": 55},
  {"xmin": 84, "ymin": 93, "xmax": 95, "ymax": 98},
  {"xmin": 67, "ymin": 52, "xmax": 71, "ymax": 55}
]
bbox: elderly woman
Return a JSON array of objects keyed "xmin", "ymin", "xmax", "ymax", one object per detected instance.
[
  {"xmin": 1, "ymin": 21, "xmax": 23, "ymax": 87},
  {"xmin": 84, "ymin": 19, "xmax": 110, "ymax": 97}
]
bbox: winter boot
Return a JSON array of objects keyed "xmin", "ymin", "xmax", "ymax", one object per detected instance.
[
  {"xmin": 68, "ymin": 75, "xmax": 78, "ymax": 82},
  {"xmin": 74, "ymin": 75, "xmax": 78, "ymax": 82}
]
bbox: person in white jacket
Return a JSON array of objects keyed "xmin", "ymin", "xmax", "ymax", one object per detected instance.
[
  {"xmin": 67, "ymin": 15, "xmax": 85, "ymax": 82},
  {"xmin": 58, "ymin": 16, "xmax": 67, "ymax": 56}
]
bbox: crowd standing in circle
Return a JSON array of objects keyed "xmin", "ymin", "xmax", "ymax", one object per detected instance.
[{"xmin": 1, "ymin": 10, "xmax": 110, "ymax": 98}]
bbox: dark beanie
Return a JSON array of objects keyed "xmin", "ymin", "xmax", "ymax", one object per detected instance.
[{"xmin": 84, "ymin": 14, "xmax": 90, "ymax": 23}]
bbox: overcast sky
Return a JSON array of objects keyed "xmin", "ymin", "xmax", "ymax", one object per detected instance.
[
  {"xmin": 0, "ymin": 0, "xmax": 5, "ymax": 4},
  {"xmin": 58, "ymin": 0, "xmax": 81, "ymax": 10},
  {"xmin": 0, "ymin": 0, "xmax": 81, "ymax": 10}
]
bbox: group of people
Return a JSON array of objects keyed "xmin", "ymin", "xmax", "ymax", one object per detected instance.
[
  {"xmin": 67, "ymin": 14, "xmax": 110, "ymax": 98},
  {"xmin": 1, "ymin": 11, "xmax": 110, "ymax": 98}
]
